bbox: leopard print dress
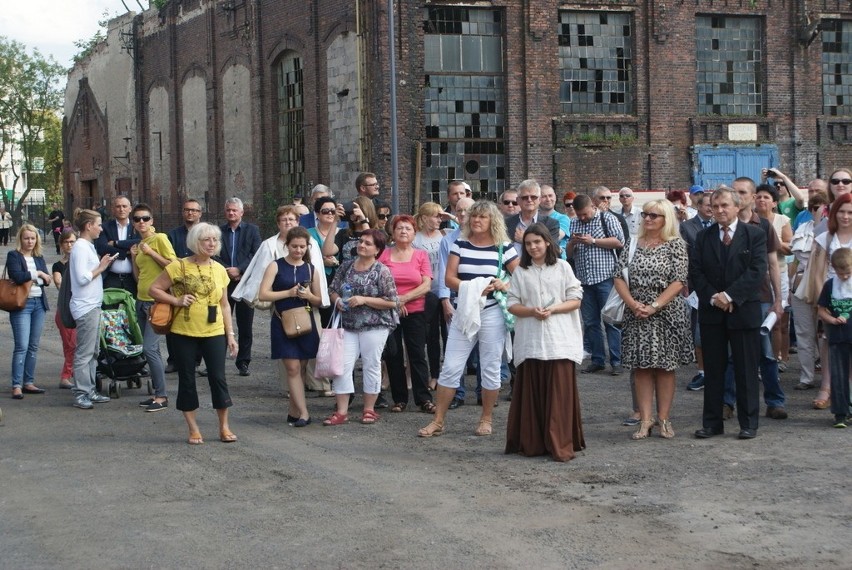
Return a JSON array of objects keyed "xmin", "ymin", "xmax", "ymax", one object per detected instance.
[{"xmin": 614, "ymin": 238, "xmax": 694, "ymax": 371}]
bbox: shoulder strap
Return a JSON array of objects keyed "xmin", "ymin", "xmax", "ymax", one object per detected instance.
[
  {"xmin": 600, "ymin": 211, "xmax": 611, "ymax": 238},
  {"xmin": 497, "ymin": 242, "xmax": 504, "ymax": 277}
]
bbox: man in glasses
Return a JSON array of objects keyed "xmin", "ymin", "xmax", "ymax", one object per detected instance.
[
  {"xmin": 615, "ymin": 187, "xmax": 642, "ymax": 237},
  {"xmin": 505, "ymin": 179, "xmax": 561, "ymax": 256},
  {"xmin": 356, "ymin": 172, "xmax": 380, "ymax": 199},
  {"xmin": 594, "ymin": 185, "xmax": 631, "ymax": 252},
  {"xmin": 792, "ymin": 178, "xmax": 829, "ymax": 231},
  {"xmin": 96, "ymin": 195, "xmax": 139, "ymax": 296},
  {"xmin": 498, "ymin": 189, "xmax": 520, "ymax": 217}
]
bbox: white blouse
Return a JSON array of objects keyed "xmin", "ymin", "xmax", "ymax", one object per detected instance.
[{"xmin": 507, "ymin": 259, "xmax": 584, "ymax": 366}]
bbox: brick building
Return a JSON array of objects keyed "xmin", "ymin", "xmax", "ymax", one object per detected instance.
[{"xmin": 64, "ymin": 0, "xmax": 852, "ymax": 227}]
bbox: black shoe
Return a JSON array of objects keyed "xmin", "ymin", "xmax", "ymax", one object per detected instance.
[
  {"xmin": 622, "ymin": 417, "xmax": 640, "ymax": 426},
  {"xmin": 694, "ymin": 427, "xmax": 723, "ymax": 438},
  {"xmin": 375, "ymin": 394, "xmax": 389, "ymax": 409},
  {"xmin": 139, "ymin": 398, "xmax": 155, "ymax": 408},
  {"xmin": 582, "ymin": 363, "xmax": 606, "ymax": 373},
  {"xmin": 686, "ymin": 373, "xmax": 705, "ymax": 391},
  {"xmin": 164, "ymin": 363, "xmax": 177, "ymax": 374},
  {"xmin": 145, "ymin": 400, "xmax": 168, "ymax": 413},
  {"xmin": 738, "ymin": 428, "xmax": 757, "ymax": 439},
  {"xmin": 766, "ymin": 406, "xmax": 788, "ymax": 420},
  {"xmin": 448, "ymin": 398, "xmax": 464, "ymax": 410},
  {"xmin": 610, "ymin": 365, "xmax": 624, "ymax": 376},
  {"xmin": 287, "ymin": 415, "xmax": 298, "ymax": 425},
  {"xmin": 293, "ymin": 417, "xmax": 311, "ymax": 428},
  {"xmin": 237, "ymin": 364, "xmax": 250, "ymax": 377}
]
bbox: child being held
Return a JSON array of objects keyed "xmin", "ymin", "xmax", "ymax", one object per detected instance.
[{"xmin": 817, "ymin": 247, "xmax": 852, "ymax": 428}]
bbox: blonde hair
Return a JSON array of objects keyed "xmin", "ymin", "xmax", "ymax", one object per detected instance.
[
  {"xmin": 73, "ymin": 208, "xmax": 101, "ymax": 233},
  {"xmin": 462, "ymin": 200, "xmax": 509, "ymax": 245},
  {"xmin": 16, "ymin": 224, "xmax": 43, "ymax": 257},
  {"xmin": 186, "ymin": 222, "xmax": 222, "ymax": 256},
  {"xmin": 638, "ymin": 199, "xmax": 680, "ymax": 242},
  {"xmin": 416, "ymin": 202, "xmax": 443, "ymax": 231}
]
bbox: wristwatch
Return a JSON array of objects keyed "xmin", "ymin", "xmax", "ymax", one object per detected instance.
[
  {"xmin": 592, "ymin": 238, "xmax": 597, "ymax": 245},
  {"xmin": 651, "ymin": 301, "xmax": 660, "ymax": 310}
]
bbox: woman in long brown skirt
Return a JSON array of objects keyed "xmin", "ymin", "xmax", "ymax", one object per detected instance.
[{"xmin": 506, "ymin": 224, "xmax": 586, "ymax": 461}]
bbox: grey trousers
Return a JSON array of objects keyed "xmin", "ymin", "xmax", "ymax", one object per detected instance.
[{"xmin": 72, "ymin": 308, "xmax": 102, "ymax": 398}]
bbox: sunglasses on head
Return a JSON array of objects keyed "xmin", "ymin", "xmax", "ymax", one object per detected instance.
[
  {"xmin": 640, "ymin": 212, "xmax": 663, "ymax": 220},
  {"xmin": 831, "ymin": 178, "xmax": 852, "ymax": 185},
  {"xmin": 132, "ymin": 215, "xmax": 152, "ymax": 223},
  {"xmin": 503, "ymin": 200, "xmax": 518, "ymax": 206}
]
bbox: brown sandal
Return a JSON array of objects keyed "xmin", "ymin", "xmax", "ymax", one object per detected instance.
[
  {"xmin": 418, "ymin": 420, "xmax": 445, "ymax": 438},
  {"xmin": 474, "ymin": 419, "xmax": 492, "ymax": 436},
  {"xmin": 419, "ymin": 401, "xmax": 436, "ymax": 413},
  {"xmin": 188, "ymin": 431, "xmax": 204, "ymax": 445},
  {"xmin": 390, "ymin": 402, "xmax": 407, "ymax": 413}
]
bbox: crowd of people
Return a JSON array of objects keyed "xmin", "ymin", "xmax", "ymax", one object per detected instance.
[{"xmin": 5, "ymin": 167, "xmax": 852, "ymax": 459}]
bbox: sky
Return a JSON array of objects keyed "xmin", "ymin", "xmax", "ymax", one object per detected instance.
[{"xmin": 0, "ymin": 0, "xmax": 142, "ymax": 69}]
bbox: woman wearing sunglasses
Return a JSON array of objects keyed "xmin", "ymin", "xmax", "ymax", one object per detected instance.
[
  {"xmin": 130, "ymin": 203, "xmax": 177, "ymax": 412},
  {"xmin": 612, "ymin": 200, "xmax": 692, "ymax": 440}
]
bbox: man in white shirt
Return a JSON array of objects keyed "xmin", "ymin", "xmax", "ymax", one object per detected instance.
[{"xmin": 95, "ymin": 196, "xmax": 138, "ymax": 296}]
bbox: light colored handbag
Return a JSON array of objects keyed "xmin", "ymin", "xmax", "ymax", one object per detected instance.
[
  {"xmin": 601, "ymin": 240, "xmax": 637, "ymax": 325},
  {"xmin": 315, "ymin": 309, "xmax": 344, "ymax": 378}
]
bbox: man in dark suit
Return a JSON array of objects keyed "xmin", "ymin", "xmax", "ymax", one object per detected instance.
[
  {"xmin": 217, "ymin": 197, "xmax": 262, "ymax": 376},
  {"xmin": 689, "ymin": 187, "xmax": 767, "ymax": 439},
  {"xmin": 95, "ymin": 195, "xmax": 139, "ymax": 296},
  {"xmin": 505, "ymin": 179, "xmax": 561, "ymax": 256}
]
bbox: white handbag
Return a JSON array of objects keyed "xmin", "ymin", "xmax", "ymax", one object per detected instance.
[{"xmin": 601, "ymin": 240, "xmax": 637, "ymax": 326}]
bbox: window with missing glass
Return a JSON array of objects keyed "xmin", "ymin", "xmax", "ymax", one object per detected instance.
[
  {"xmin": 822, "ymin": 19, "xmax": 852, "ymax": 116},
  {"xmin": 277, "ymin": 52, "xmax": 304, "ymax": 197},
  {"xmin": 423, "ymin": 7, "xmax": 506, "ymax": 202},
  {"xmin": 558, "ymin": 11, "xmax": 633, "ymax": 114},
  {"xmin": 696, "ymin": 16, "xmax": 763, "ymax": 116}
]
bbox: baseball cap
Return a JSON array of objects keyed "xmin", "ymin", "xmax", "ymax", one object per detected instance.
[{"xmin": 689, "ymin": 185, "xmax": 705, "ymax": 194}]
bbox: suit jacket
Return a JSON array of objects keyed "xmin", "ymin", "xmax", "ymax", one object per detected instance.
[
  {"xmin": 5, "ymin": 250, "xmax": 50, "ymax": 311},
  {"xmin": 689, "ymin": 222, "xmax": 767, "ymax": 329},
  {"xmin": 505, "ymin": 212, "xmax": 561, "ymax": 245},
  {"xmin": 167, "ymin": 225, "xmax": 194, "ymax": 259},
  {"xmin": 95, "ymin": 219, "xmax": 139, "ymax": 260},
  {"xmin": 680, "ymin": 215, "xmax": 713, "ymax": 255},
  {"xmin": 217, "ymin": 221, "xmax": 262, "ymax": 274}
]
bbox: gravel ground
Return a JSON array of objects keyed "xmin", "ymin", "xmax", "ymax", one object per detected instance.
[{"xmin": 0, "ymin": 245, "xmax": 849, "ymax": 569}]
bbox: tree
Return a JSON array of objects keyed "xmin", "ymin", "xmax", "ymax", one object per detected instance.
[{"xmin": 0, "ymin": 37, "xmax": 66, "ymax": 226}]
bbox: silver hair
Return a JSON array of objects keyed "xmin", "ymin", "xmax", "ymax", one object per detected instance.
[
  {"xmin": 517, "ymin": 179, "xmax": 541, "ymax": 195},
  {"xmin": 311, "ymin": 184, "xmax": 332, "ymax": 198},
  {"xmin": 712, "ymin": 185, "xmax": 742, "ymax": 207},
  {"xmin": 186, "ymin": 222, "xmax": 223, "ymax": 255},
  {"xmin": 224, "ymin": 197, "xmax": 244, "ymax": 210}
]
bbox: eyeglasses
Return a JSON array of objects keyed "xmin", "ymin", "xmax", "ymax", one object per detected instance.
[
  {"xmin": 132, "ymin": 215, "xmax": 152, "ymax": 223},
  {"xmin": 377, "ymin": 214, "xmax": 390, "ymax": 220},
  {"xmin": 564, "ymin": 202, "xmax": 574, "ymax": 208},
  {"xmin": 519, "ymin": 195, "xmax": 539, "ymax": 201},
  {"xmin": 640, "ymin": 212, "xmax": 663, "ymax": 220},
  {"xmin": 502, "ymin": 200, "xmax": 518, "ymax": 206},
  {"xmin": 597, "ymin": 196, "xmax": 612, "ymax": 201},
  {"xmin": 831, "ymin": 178, "xmax": 852, "ymax": 185},
  {"xmin": 319, "ymin": 208, "xmax": 336, "ymax": 215},
  {"xmin": 363, "ymin": 182, "xmax": 380, "ymax": 187},
  {"xmin": 619, "ymin": 194, "xmax": 633, "ymax": 199},
  {"xmin": 183, "ymin": 208, "xmax": 201, "ymax": 213}
]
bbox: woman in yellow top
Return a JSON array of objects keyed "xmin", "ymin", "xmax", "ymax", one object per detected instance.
[
  {"xmin": 129, "ymin": 203, "xmax": 176, "ymax": 412},
  {"xmin": 149, "ymin": 223, "xmax": 239, "ymax": 444}
]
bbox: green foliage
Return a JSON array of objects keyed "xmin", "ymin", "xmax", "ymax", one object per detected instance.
[
  {"xmin": 151, "ymin": 0, "xmax": 169, "ymax": 10},
  {"xmin": 0, "ymin": 37, "xmax": 66, "ymax": 224},
  {"xmin": 73, "ymin": 10, "xmax": 110, "ymax": 65}
]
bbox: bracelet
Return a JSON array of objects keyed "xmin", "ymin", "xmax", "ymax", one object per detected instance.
[{"xmin": 227, "ymin": 332, "xmax": 236, "ymax": 336}]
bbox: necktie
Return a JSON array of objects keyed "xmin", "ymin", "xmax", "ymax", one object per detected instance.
[
  {"xmin": 703, "ymin": 220, "xmax": 712, "ymax": 229},
  {"xmin": 722, "ymin": 226, "xmax": 732, "ymax": 246}
]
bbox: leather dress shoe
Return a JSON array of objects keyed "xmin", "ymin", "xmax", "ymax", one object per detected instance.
[
  {"xmin": 164, "ymin": 363, "xmax": 177, "ymax": 374},
  {"xmin": 738, "ymin": 428, "xmax": 757, "ymax": 439},
  {"xmin": 582, "ymin": 363, "xmax": 606, "ymax": 374},
  {"xmin": 237, "ymin": 364, "xmax": 250, "ymax": 377},
  {"xmin": 694, "ymin": 427, "xmax": 723, "ymax": 438},
  {"xmin": 448, "ymin": 398, "xmax": 464, "ymax": 410},
  {"xmin": 89, "ymin": 392, "xmax": 111, "ymax": 403}
]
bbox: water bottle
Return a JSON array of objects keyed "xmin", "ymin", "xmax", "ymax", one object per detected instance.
[{"xmin": 340, "ymin": 283, "xmax": 352, "ymax": 311}]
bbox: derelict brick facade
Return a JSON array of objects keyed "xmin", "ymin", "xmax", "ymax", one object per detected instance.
[{"xmin": 64, "ymin": 0, "xmax": 852, "ymax": 228}]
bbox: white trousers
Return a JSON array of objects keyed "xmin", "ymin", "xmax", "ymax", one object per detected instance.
[
  {"xmin": 333, "ymin": 328, "xmax": 390, "ymax": 395},
  {"xmin": 437, "ymin": 306, "xmax": 506, "ymax": 391}
]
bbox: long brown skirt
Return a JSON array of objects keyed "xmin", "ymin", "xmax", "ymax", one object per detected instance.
[{"xmin": 505, "ymin": 359, "xmax": 585, "ymax": 462}]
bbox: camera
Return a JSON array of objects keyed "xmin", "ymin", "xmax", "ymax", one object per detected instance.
[{"xmin": 342, "ymin": 201, "xmax": 356, "ymax": 219}]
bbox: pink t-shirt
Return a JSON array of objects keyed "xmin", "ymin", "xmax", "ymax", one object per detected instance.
[{"xmin": 378, "ymin": 248, "xmax": 432, "ymax": 313}]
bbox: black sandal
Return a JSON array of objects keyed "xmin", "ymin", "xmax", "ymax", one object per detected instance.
[{"xmin": 419, "ymin": 401, "xmax": 436, "ymax": 414}]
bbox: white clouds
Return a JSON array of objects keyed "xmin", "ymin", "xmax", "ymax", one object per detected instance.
[{"xmin": 0, "ymin": 0, "xmax": 131, "ymax": 66}]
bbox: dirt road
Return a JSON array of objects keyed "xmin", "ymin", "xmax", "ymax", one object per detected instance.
[{"xmin": 0, "ymin": 247, "xmax": 848, "ymax": 569}]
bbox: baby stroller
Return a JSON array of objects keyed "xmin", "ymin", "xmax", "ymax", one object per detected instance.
[{"xmin": 95, "ymin": 288, "xmax": 150, "ymax": 398}]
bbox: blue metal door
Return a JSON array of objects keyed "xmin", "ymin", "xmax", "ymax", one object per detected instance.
[{"xmin": 693, "ymin": 145, "xmax": 779, "ymax": 189}]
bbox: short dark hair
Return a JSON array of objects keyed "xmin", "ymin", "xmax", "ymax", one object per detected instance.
[
  {"xmin": 313, "ymin": 196, "xmax": 336, "ymax": 213},
  {"xmin": 361, "ymin": 228, "xmax": 387, "ymax": 257},
  {"xmin": 519, "ymin": 223, "xmax": 559, "ymax": 269},
  {"xmin": 356, "ymin": 172, "xmax": 376, "ymax": 190},
  {"xmin": 573, "ymin": 194, "xmax": 592, "ymax": 211},
  {"xmin": 285, "ymin": 227, "xmax": 312, "ymax": 265},
  {"xmin": 131, "ymin": 203, "xmax": 152, "ymax": 217},
  {"xmin": 755, "ymin": 183, "xmax": 779, "ymax": 203}
]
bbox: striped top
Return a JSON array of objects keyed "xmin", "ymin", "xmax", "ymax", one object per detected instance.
[{"xmin": 449, "ymin": 239, "xmax": 518, "ymax": 307}]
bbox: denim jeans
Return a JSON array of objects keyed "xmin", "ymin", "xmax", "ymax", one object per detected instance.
[
  {"xmin": 724, "ymin": 303, "xmax": 785, "ymax": 408},
  {"xmin": 136, "ymin": 300, "xmax": 167, "ymax": 398},
  {"xmin": 10, "ymin": 297, "xmax": 46, "ymax": 387},
  {"xmin": 581, "ymin": 279, "xmax": 621, "ymax": 367}
]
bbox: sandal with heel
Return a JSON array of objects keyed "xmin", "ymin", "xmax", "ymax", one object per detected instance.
[
  {"xmin": 659, "ymin": 419, "xmax": 675, "ymax": 439},
  {"xmin": 631, "ymin": 419, "xmax": 655, "ymax": 440}
]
